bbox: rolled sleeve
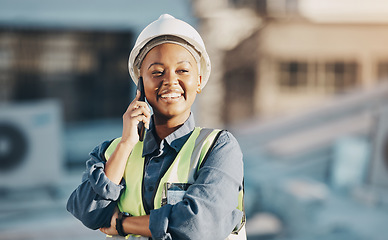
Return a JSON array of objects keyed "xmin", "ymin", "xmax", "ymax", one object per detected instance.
[
  {"xmin": 66, "ymin": 140, "xmax": 125, "ymax": 229},
  {"xmin": 87, "ymin": 160, "xmax": 124, "ymax": 201},
  {"xmin": 149, "ymin": 131, "xmax": 244, "ymax": 240},
  {"xmin": 149, "ymin": 204, "xmax": 173, "ymax": 240}
]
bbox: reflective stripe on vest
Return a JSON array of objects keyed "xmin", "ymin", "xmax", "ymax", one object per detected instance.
[{"xmin": 104, "ymin": 127, "xmax": 246, "ymax": 239}]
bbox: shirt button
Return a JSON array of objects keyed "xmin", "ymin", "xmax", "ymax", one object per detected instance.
[{"xmin": 147, "ymin": 186, "xmax": 154, "ymax": 192}]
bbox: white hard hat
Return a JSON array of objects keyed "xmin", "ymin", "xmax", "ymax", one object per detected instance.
[{"xmin": 128, "ymin": 14, "xmax": 211, "ymax": 89}]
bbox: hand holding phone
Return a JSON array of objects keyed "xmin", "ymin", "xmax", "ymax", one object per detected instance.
[{"xmin": 137, "ymin": 77, "xmax": 146, "ymax": 141}]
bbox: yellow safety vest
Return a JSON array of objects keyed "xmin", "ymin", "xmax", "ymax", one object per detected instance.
[{"xmin": 104, "ymin": 127, "xmax": 246, "ymax": 239}]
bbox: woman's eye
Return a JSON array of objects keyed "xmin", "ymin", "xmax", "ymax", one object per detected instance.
[
  {"xmin": 152, "ymin": 70, "xmax": 164, "ymax": 76},
  {"xmin": 177, "ymin": 69, "xmax": 189, "ymax": 74}
]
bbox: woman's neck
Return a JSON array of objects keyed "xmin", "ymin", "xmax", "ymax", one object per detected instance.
[{"xmin": 153, "ymin": 112, "xmax": 190, "ymax": 140}]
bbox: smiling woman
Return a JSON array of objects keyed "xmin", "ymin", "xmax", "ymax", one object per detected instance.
[
  {"xmin": 67, "ymin": 14, "xmax": 246, "ymax": 240},
  {"xmin": 141, "ymin": 43, "xmax": 201, "ymax": 134}
]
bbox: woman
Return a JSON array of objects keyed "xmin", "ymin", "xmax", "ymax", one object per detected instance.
[{"xmin": 67, "ymin": 14, "xmax": 245, "ymax": 240}]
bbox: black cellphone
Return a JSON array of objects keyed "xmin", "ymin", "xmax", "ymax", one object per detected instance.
[{"xmin": 137, "ymin": 77, "xmax": 146, "ymax": 141}]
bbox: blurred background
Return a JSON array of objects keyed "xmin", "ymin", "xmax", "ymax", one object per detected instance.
[{"xmin": 0, "ymin": 0, "xmax": 388, "ymax": 239}]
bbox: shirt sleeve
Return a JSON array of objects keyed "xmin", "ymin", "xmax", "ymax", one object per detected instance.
[
  {"xmin": 66, "ymin": 140, "xmax": 125, "ymax": 230},
  {"xmin": 149, "ymin": 131, "xmax": 244, "ymax": 240}
]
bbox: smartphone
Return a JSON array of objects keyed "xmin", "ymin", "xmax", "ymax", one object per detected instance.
[{"xmin": 137, "ymin": 77, "xmax": 146, "ymax": 141}]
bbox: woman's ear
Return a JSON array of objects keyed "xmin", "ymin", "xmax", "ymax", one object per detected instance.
[{"xmin": 197, "ymin": 75, "xmax": 202, "ymax": 94}]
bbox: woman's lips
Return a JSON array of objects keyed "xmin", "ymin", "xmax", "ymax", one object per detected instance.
[
  {"xmin": 158, "ymin": 89, "xmax": 184, "ymax": 102},
  {"xmin": 160, "ymin": 92, "xmax": 182, "ymax": 98}
]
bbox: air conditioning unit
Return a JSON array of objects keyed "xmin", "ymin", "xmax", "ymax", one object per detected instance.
[
  {"xmin": 0, "ymin": 100, "xmax": 63, "ymax": 189},
  {"xmin": 369, "ymin": 106, "xmax": 388, "ymax": 189}
]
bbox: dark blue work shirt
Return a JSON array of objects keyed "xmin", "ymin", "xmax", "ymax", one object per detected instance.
[{"xmin": 141, "ymin": 114, "xmax": 193, "ymax": 212}]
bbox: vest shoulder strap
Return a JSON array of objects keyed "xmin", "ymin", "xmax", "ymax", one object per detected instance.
[{"xmin": 188, "ymin": 128, "xmax": 223, "ymax": 182}]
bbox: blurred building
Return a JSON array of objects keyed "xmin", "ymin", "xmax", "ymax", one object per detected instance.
[
  {"xmin": 0, "ymin": 28, "xmax": 134, "ymax": 122},
  {"xmin": 193, "ymin": 0, "xmax": 388, "ymax": 126},
  {"xmin": 0, "ymin": 0, "xmax": 196, "ymax": 166},
  {"xmin": 0, "ymin": 0, "xmax": 195, "ymax": 123}
]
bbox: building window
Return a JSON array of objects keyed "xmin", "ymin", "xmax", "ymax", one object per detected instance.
[
  {"xmin": 277, "ymin": 60, "xmax": 358, "ymax": 93},
  {"xmin": 223, "ymin": 67, "xmax": 255, "ymax": 125},
  {"xmin": 229, "ymin": 0, "xmax": 267, "ymax": 14},
  {"xmin": 278, "ymin": 61, "xmax": 308, "ymax": 89},
  {"xmin": 377, "ymin": 61, "xmax": 388, "ymax": 82},
  {"xmin": 325, "ymin": 61, "xmax": 358, "ymax": 93}
]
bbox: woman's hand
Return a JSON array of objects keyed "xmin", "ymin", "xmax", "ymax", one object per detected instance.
[
  {"xmin": 104, "ymin": 90, "xmax": 151, "ymax": 185},
  {"xmin": 99, "ymin": 208, "xmax": 119, "ymax": 236},
  {"xmin": 121, "ymin": 90, "xmax": 151, "ymax": 146}
]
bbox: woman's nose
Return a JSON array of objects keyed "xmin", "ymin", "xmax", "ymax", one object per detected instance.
[{"xmin": 162, "ymin": 70, "xmax": 178, "ymax": 86}]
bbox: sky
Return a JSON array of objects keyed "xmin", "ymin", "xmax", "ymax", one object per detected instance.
[{"xmin": 0, "ymin": 0, "xmax": 196, "ymax": 32}]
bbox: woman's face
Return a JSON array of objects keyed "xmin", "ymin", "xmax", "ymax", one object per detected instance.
[{"xmin": 140, "ymin": 43, "xmax": 201, "ymax": 122}]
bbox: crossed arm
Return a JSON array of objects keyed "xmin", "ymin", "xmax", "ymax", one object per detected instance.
[{"xmin": 99, "ymin": 209, "xmax": 151, "ymax": 237}]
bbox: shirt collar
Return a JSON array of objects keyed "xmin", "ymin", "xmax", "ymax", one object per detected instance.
[{"xmin": 142, "ymin": 113, "xmax": 195, "ymax": 156}]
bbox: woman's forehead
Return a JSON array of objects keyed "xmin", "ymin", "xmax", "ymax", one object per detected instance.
[{"xmin": 143, "ymin": 43, "xmax": 197, "ymax": 65}]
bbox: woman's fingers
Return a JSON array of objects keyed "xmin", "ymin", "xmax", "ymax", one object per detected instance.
[
  {"xmin": 120, "ymin": 90, "xmax": 151, "ymax": 144},
  {"xmin": 126, "ymin": 102, "xmax": 150, "ymax": 123},
  {"xmin": 134, "ymin": 89, "xmax": 141, "ymax": 100},
  {"xmin": 135, "ymin": 114, "xmax": 150, "ymax": 129},
  {"xmin": 133, "ymin": 101, "xmax": 151, "ymax": 113},
  {"xmin": 130, "ymin": 104, "xmax": 150, "ymax": 118}
]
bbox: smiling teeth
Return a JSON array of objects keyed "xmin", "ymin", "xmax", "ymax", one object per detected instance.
[{"xmin": 161, "ymin": 93, "xmax": 181, "ymax": 98}]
